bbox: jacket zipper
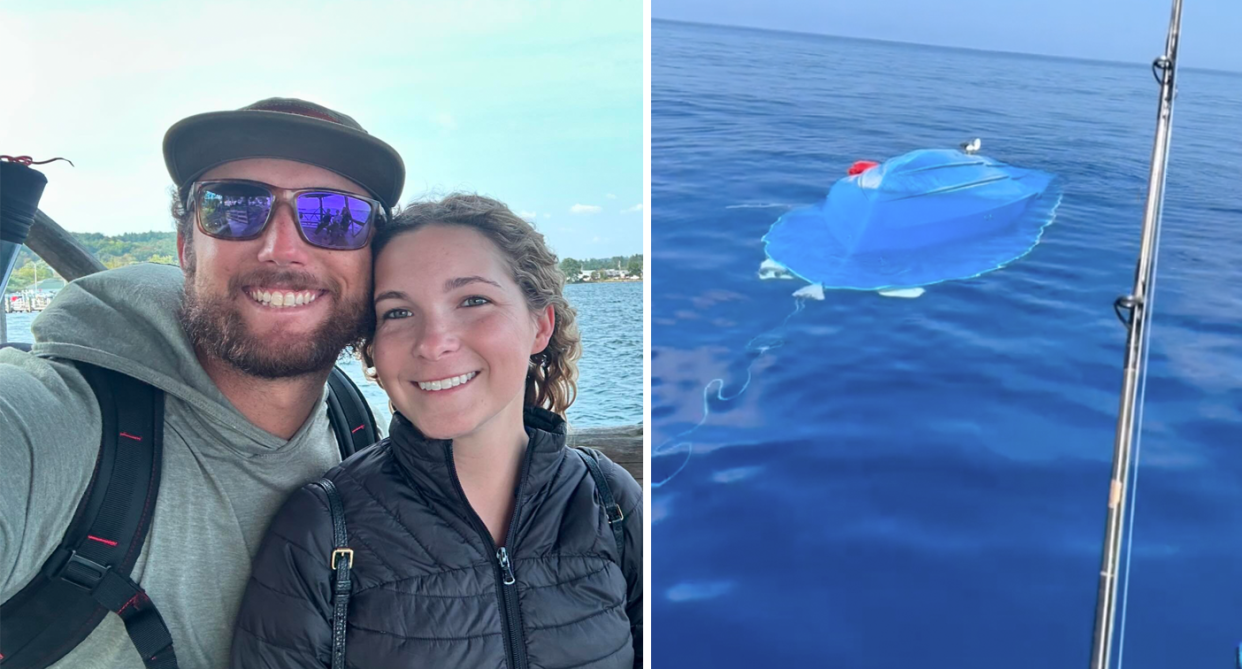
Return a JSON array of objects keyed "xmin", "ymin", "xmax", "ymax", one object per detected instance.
[{"xmin": 446, "ymin": 440, "xmax": 535, "ymax": 669}]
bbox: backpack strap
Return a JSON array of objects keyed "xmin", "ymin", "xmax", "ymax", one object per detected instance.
[
  {"xmin": 310, "ymin": 479, "xmax": 352, "ymax": 669},
  {"xmin": 573, "ymin": 448, "xmax": 626, "ymax": 564},
  {"xmin": 325, "ymin": 365, "xmax": 379, "ymax": 460},
  {"xmin": 0, "ymin": 344, "xmax": 374, "ymax": 668},
  {"xmin": 0, "ymin": 351, "xmax": 177, "ymax": 669}
]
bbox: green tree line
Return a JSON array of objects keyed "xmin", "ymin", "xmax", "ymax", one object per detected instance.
[
  {"xmin": 558, "ymin": 254, "xmax": 642, "ymax": 283},
  {"xmin": 7, "ymin": 231, "xmax": 178, "ymax": 292}
]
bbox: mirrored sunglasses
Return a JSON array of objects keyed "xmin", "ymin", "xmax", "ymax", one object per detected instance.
[{"xmin": 189, "ymin": 179, "xmax": 386, "ymax": 251}]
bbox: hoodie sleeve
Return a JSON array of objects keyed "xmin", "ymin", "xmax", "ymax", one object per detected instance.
[
  {"xmin": 0, "ymin": 351, "xmax": 101, "ymax": 599},
  {"xmin": 601, "ymin": 457, "xmax": 644, "ymax": 668},
  {"xmin": 229, "ymin": 483, "xmax": 338, "ymax": 669}
]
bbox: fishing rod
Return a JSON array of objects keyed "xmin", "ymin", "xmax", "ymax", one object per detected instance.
[{"xmin": 1088, "ymin": 0, "xmax": 1183, "ymax": 667}]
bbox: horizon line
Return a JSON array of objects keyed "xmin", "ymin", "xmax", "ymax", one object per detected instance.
[{"xmin": 653, "ymin": 17, "xmax": 1242, "ymax": 77}]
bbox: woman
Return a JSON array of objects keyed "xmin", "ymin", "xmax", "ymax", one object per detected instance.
[{"xmin": 229, "ymin": 194, "xmax": 642, "ymax": 668}]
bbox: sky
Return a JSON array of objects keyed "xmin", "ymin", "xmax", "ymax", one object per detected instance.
[
  {"xmin": 654, "ymin": 0, "xmax": 1242, "ymax": 73},
  {"xmin": 1, "ymin": 0, "xmax": 644, "ymax": 262}
]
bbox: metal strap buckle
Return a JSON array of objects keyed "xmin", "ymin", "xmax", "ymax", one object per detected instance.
[{"xmin": 331, "ymin": 548, "xmax": 354, "ymax": 570}]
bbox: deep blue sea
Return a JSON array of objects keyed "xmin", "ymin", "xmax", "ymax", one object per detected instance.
[
  {"xmin": 5, "ymin": 280, "xmax": 641, "ymax": 430},
  {"xmin": 651, "ymin": 19, "xmax": 1242, "ymax": 669}
]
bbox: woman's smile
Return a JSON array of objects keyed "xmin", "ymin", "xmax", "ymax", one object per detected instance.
[{"xmin": 413, "ymin": 370, "xmax": 479, "ymax": 392}]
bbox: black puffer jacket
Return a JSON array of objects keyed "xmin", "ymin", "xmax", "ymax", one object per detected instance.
[{"xmin": 229, "ymin": 407, "xmax": 642, "ymax": 669}]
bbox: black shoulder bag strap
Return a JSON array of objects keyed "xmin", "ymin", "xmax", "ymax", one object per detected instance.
[
  {"xmin": 573, "ymin": 448, "xmax": 626, "ymax": 564},
  {"xmin": 325, "ymin": 365, "xmax": 379, "ymax": 460},
  {"xmin": 0, "ymin": 349, "xmax": 177, "ymax": 669},
  {"xmin": 310, "ymin": 479, "xmax": 352, "ymax": 669}
]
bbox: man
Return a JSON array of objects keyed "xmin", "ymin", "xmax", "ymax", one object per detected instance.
[{"xmin": 0, "ymin": 98, "xmax": 404, "ymax": 668}]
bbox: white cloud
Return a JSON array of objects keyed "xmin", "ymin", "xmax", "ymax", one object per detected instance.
[
  {"xmin": 517, "ymin": 210, "xmax": 537, "ymax": 221},
  {"xmin": 543, "ymin": 213, "xmax": 552, "ymax": 220},
  {"xmin": 606, "ymin": 193, "xmax": 617, "ymax": 199},
  {"xmin": 570, "ymin": 204, "xmax": 602, "ymax": 215},
  {"xmin": 624, "ymin": 203, "xmax": 643, "ymax": 213}
]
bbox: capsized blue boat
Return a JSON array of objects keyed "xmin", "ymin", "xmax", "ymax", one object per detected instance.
[{"xmin": 761, "ymin": 147, "xmax": 1063, "ymax": 292}]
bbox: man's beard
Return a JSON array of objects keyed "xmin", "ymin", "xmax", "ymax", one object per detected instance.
[{"xmin": 178, "ymin": 264, "xmax": 373, "ymax": 379}]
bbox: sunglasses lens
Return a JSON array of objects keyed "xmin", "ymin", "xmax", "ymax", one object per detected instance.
[
  {"xmin": 198, "ymin": 183, "xmax": 273, "ymax": 239},
  {"xmin": 296, "ymin": 193, "xmax": 375, "ymax": 250}
]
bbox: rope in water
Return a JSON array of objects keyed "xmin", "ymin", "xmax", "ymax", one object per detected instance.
[{"xmin": 651, "ymin": 297, "xmax": 807, "ymax": 488}]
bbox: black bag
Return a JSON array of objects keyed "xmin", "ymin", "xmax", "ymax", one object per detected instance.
[
  {"xmin": 574, "ymin": 447, "xmax": 628, "ymax": 563},
  {"xmin": 312, "ymin": 478, "xmax": 353, "ymax": 669},
  {"xmin": 0, "ymin": 342, "xmax": 379, "ymax": 669}
]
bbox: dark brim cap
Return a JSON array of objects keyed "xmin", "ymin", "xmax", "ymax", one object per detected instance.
[{"xmin": 163, "ymin": 97, "xmax": 405, "ymax": 210}]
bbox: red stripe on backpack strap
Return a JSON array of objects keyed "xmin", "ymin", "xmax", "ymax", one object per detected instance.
[
  {"xmin": 117, "ymin": 593, "xmax": 146, "ymax": 613},
  {"xmin": 351, "ymin": 424, "xmax": 365, "ymax": 434},
  {"xmin": 119, "ymin": 432, "xmax": 142, "ymax": 441},
  {"xmin": 87, "ymin": 535, "xmax": 119, "ymax": 547}
]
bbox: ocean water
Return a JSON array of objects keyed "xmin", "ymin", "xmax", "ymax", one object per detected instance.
[
  {"xmin": 563, "ymin": 280, "xmax": 644, "ymax": 427},
  {"xmin": 651, "ymin": 19, "xmax": 1242, "ymax": 669},
  {"xmin": 4, "ymin": 279, "xmax": 641, "ymax": 430}
]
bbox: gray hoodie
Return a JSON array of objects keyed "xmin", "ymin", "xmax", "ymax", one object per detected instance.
[{"xmin": 0, "ymin": 263, "xmax": 346, "ymax": 668}]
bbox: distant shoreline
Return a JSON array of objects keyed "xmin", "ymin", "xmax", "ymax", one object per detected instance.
[{"xmin": 567, "ymin": 278, "xmax": 643, "ymax": 285}]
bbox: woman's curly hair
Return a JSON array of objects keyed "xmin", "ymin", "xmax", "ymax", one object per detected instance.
[{"xmin": 359, "ymin": 193, "xmax": 582, "ymax": 416}]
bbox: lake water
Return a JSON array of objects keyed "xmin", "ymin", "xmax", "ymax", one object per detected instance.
[
  {"xmin": 4, "ymin": 279, "xmax": 641, "ymax": 431},
  {"xmin": 651, "ymin": 19, "xmax": 1242, "ymax": 669}
]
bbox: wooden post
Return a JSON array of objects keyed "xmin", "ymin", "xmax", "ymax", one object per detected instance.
[{"xmin": 570, "ymin": 423, "xmax": 644, "ymax": 488}]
